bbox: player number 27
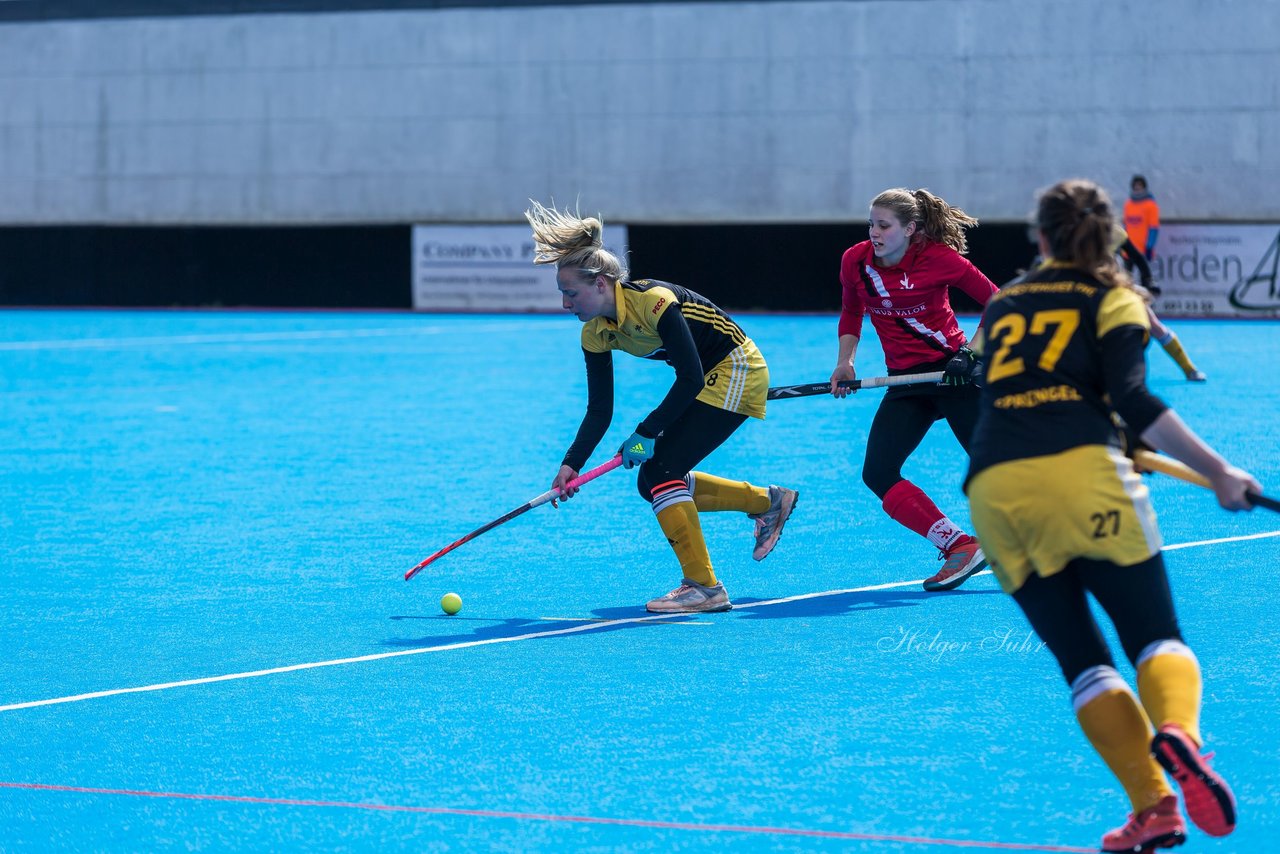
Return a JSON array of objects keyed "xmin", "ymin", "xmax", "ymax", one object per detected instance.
[
  {"xmin": 985, "ymin": 309, "xmax": 1081, "ymax": 383},
  {"xmin": 1091, "ymin": 510, "xmax": 1120, "ymax": 538}
]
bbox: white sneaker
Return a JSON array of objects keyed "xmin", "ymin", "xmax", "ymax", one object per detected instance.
[
  {"xmin": 749, "ymin": 485, "xmax": 799, "ymax": 561},
  {"xmin": 645, "ymin": 579, "xmax": 732, "ymax": 613}
]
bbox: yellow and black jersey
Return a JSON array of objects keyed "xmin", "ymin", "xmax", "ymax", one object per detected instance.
[
  {"xmin": 562, "ymin": 279, "xmax": 768, "ymax": 472},
  {"xmin": 965, "ymin": 262, "xmax": 1169, "ymax": 483},
  {"xmin": 581, "ymin": 279, "xmax": 747, "ymax": 368}
]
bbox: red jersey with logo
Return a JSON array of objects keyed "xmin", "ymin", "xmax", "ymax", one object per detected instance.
[{"xmin": 839, "ymin": 239, "xmax": 998, "ymax": 371}]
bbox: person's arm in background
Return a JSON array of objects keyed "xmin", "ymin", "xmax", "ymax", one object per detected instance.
[{"xmin": 1144, "ymin": 199, "xmax": 1161, "ymax": 260}]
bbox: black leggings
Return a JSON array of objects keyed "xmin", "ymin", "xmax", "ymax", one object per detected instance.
[
  {"xmin": 862, "ymin": 383, "xmax": 981, "ymax": 499},
  {"xmin": 635, "ymin": 401, "xmax": 748, "ymax": 501},
  {"xmin": 1011, "ymin": 554, "xmax": 1184, "ymax": 685}
]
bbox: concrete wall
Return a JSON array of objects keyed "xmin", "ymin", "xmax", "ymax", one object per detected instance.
[{"xmin": 1, "ymin": 0, "xmax": 1276, "ymax": 225}]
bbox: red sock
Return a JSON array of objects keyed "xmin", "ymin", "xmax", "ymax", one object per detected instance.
[{"xmin": 882, "ymin": 480, "xmax": 964, "ymax": 549}]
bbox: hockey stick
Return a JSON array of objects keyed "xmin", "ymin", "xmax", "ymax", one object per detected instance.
[
  {"xmin": 767, "ymin": 371, "xmax": 946, "ymax": 400},
  {"xmin": 1133, "ymin": 449, "xmax": 1280, "ymax": 512},
  {"xmin": 405, "ymin": 455, "xmax": 624, "ymax": 581}
]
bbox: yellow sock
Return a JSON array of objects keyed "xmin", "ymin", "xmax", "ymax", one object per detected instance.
[
  {"xmin": 687, "ymin": 472, "xmax": 770, "ymax": 514},
  {"xmin": 1159, "ymin": 333, "xmax": 1199, "ymax": 375},
  {"xmin": 655, "ymin": 499, "xmax": 717, "ymax": 587},
  {"xmin": 1136, "ymin": 640, "xmax": 1203, "ymax": 746},
  {"xmin": 1073, "ymin": 666, "xmax": 1173, "ymax": 813}
]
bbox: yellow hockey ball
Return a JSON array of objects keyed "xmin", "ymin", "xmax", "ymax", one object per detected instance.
[{"xmin": 440, "ymin": 592, "xmax": 462, "ymax": 615}]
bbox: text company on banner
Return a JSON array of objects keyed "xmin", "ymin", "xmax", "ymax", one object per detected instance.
[
  {"xmin": 412, "ymin": 224, "xmax": 629, "ymax": 311},
  {"xmin": 1151, "ymin": 223, "xmax": 1280, "ymax": 318}
]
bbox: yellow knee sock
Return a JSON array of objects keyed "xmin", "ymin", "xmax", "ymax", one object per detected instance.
[
  {"xmin": 687, "ymin": 472, "xmax": 770, "ymax": 514},
  {"xmin": 1159, "ymin": 333, "xmax": 1200, "ymax": 375},
  {"xmin": 1136, "ymin": 640, "xmax": 1203, "ymax": 746},
  {"xmin": 655, "ymin": 499, "xmax": 717, "ymax": 587},
  {"xmin": 1073, "ymin": 666, "xmax": 1173, "ymax": 813}
]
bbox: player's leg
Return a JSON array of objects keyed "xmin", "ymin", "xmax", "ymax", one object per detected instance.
[
  {"xmin": 680, "ymin": 341, "xmax": 800, "ymax": 559},
  {"xmin": 971, "ymin": 447, "xmax": 1182, "ymax": 850},
  {"xmin": 682, "ymin": 470, "xmax": 798, "ymax": 561},
  {"xmin": 863, "ymin": 391, "xmax": 985, "ymax": 590},
  {"xmin": 1013, "ymin": 567, "xmax": 1183, "ymax": 852},
  {"xmin": 938, "ymin": 380, "xmax": 980, "ymax": 451},
  {"xmin": 918, "ymin": 382, "xmax": 989, "ymax": 589},
  {"xmin": 1083, "ymin": 555, "xmax": 1236, "ymax": 838},
  {"xmin": 1148, "ymin": 307, "xmax": 1207, "ymax": 381},
  {"xmin": 637, "ymin": 402, "xmax": 749, "ymax": 613}
]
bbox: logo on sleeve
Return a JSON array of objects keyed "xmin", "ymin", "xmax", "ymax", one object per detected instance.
[{"xmin": 651, "ymin": 297, "xmax": 666, "ymax": 315}]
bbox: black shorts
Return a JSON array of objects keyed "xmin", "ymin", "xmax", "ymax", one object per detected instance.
[
  {"xmin": 862, "ymin": 360, "xmax": 980, "ymax": 498},
  {"xmin": 1011, "ymin": 553, "xmax": 1183, "ymax": 685}
]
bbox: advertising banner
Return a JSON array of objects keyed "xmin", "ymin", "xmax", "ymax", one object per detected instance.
[
  {"xmin": 1151, "ymin": 223, "xmax": 1280, "ymax": 318},
  {"xmin": 411, "ymin": 224, "xmax": 628, "ymax": 312}
]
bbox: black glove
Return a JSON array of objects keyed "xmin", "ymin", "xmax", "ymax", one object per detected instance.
[
  {"xmin": 1144, "ymin": 280, "xmax": 1162, "ymax": 297},
  {"xmin": 942, "ymin": 346, "xmax": 981, "ymax": 387}
]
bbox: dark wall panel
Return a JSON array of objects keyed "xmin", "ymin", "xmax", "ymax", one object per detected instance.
[
  {"xmin": 0, "ymin": 225, "xmax": 408, "ymax": 309},
  {"xmin": 0, "ymin": 222, "xmax": 1034, "ymax": 312},
  {"xmin": 626, "ymin": 222, "xmax": 1034, "ymax": 314}
]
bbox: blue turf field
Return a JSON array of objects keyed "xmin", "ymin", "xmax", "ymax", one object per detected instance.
[{"xmin": 1, "ymin": 309, "xmax": 1277, "ymax": 852}]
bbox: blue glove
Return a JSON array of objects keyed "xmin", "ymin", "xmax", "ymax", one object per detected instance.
[
  {"xmin": 620, "ymin": 430, "xmax": 655, "ymax": 469},
  {"xmin": 942, "ymin": 346, "xmax": 981, "ymax": 386}
]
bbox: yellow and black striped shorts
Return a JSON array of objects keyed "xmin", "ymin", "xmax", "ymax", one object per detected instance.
[
  {"xmin": 697, "ymin": 338, "xmax": 769, "ymax": 420},
  {"xmin": 967, "ymin": 444, "xmax": 1162, "ymax": 594}
]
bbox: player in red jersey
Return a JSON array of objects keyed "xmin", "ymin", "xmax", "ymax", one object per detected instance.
[{"xmin": 829, "ymin": 188, "xmax": 998, "ymax": 591}]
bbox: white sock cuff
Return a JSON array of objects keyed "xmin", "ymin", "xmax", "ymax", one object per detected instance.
[
  {"xmin": 1136, "ymin": 639, "xmax": 1198, "ymax": 669},
  {"xmin": 927, "ymin": 517, "xmax": 963, "ymax": 549},
  {"xmin": 1071, "ymin": 665, "xmax": 1131, "ymax": 713},
  {"xmin": 650, "ymin": 482, "xmax": 694, "ymax": 515}
]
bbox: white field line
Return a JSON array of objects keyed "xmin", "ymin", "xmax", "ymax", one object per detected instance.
[
  {"xmin": 0, "ymin": 322, "xmax": 560, "ymax": 351},
  {"xmin": 1, "ymin": 530, "xmax": 1274, "ymax": 714},
  {"xmin": 1162, "ymin": 529, "xmax": 1280, "ymax": 549},
  {"xmin": 0, "ymin": 612, "xmax": 691, "ymax": 713}
]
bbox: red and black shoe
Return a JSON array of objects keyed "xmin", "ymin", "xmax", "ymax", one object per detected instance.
[
  {"xmin": 923, "ymin": 535, "xmax": 987, "ymax": 592},
  {"xmin": 1151, "ymin": 724, "xmax": 1237, "ymax": 838}
]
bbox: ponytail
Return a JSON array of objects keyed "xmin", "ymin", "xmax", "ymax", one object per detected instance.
[
  {"xmin": 1036, "ymin": 180, "xmax": 1131, "ymax": 289},
  {"xmin": 524, "ymin": 200, "xmax": 628, "ymax": 284}
]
